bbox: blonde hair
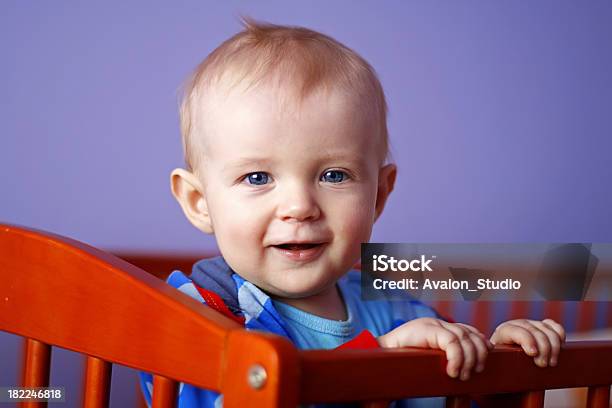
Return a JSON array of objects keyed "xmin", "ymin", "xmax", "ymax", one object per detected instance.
[{"xmin": 179, "ymin": 17, "xmax": 390, "ymax": 173}]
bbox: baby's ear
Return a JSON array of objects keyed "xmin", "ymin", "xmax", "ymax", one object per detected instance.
[
  {"xmin": 170, "ymin": 169, "xmax": 214, "ymax": 234},
  {"xmin": 374, "ymin": 164, "xmax": 397, "ymax": 222}
]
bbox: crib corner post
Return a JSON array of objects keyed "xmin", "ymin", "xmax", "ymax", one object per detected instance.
[{"xmin": 220, "ymin": 330, "xmax": 300, "ymax": 408}]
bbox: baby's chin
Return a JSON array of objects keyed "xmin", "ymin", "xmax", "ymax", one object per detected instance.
[
  {"xmin": 234, "ymin": 260, "xmax": 347, "ymax": 298},
  {"xmin": 252, "ymin": 275, "xmax": 334, "ymax": 300},
  {"xmin": 259, "ymin": 283, "xmax": 327, "ymax": 300}
]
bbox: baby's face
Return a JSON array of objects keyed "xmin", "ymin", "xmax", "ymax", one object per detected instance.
[{"xmin": 194, "ymin": 85, "xmax": 389, "ymax": 300}]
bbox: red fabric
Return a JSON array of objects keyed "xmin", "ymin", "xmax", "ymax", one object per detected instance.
[
  {"xmin": 443, "ymin": 315, "xmax": 455, "ymax": 323},
  {"xmin": 194, "ymin": 285, "xmax": 246, "ymax": 325},
  {"xmin": 336, "ymin": 330, "xmax": 380, "ymax": 349}
]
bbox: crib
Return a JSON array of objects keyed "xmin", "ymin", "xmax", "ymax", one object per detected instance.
[{"xmin": 1, "ymin": 223, "xmax": 611, "ymax": 407}]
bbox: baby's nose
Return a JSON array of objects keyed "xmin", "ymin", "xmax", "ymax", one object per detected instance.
[{"xmin": 276, "ymin": 185, "xmax": 321, "ymax": 222}]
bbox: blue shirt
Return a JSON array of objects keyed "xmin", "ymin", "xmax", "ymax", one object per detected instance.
[
  {"xmin": 272, "ymin": 271, "xmax": 396, "ymax": 349},
  {"xmin": 140, "ymin": 257, "xmax": 446, "ymax": 408},
  {"xmin": 272, "ymin": 271, "xmax": 446, "ymax": 408}
]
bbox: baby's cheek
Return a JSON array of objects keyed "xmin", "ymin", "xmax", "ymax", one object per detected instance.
[
  {"xmin": 220, "ymin": 211, "xmax": 261, "ymax": 247},
  {"xmin": 213, "ymin": 201, "xmax": 263, "ymax": 255},
  {"xmin": 337, "ymin": 199, "xmax": 375, "ymax": 254},
  {"xmin": 214, "ymin": 219, "xmax": 267, "ymax": 285},
  {"xmin": 347, "ymin": 194, "xmax": 376, "ymax": 230}
]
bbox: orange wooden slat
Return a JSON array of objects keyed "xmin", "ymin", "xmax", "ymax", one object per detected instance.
[
  {"xmin": 22, "ymin": 338, "xmax": 51, "ymax": 388},
  {"xmin": 586, "ymin": 385, "xmax": 611, "ymax": 408},
  {"xmin": 509, "ymin": 301, "xmax": 531, "ymax": 321},
  {"xmin": 476, "ymin": 390, "xmax": 544, "ymax": 408},
  {"xmin": 543, "ymin": 301, "xmax": 565, "ymax": 325},
  {"xmin": 445, "ymin": 396, "xmax": 471, "ymax": 408},
  {"xmin": 520, "ymin": 391, "xmax": 544, "ymax": 408},
  {"xmin": 576, "ymin": 302, "xmax": 598, "ymax": 332},
  {"xmin": 434, "ymin": 301, "xmax": 454, "ymax": 322},
  {"xmin": 21, "ymin": 338, "xmax": 51, "ymax": 408},
  {"xmin": 152, "ymin": 375, "xmax": 178, "ymax": 408},
  {"xmin": 136, "ymin": 389, "xmax": 149, "ymax": 408},
  {"xmin": 83, "ymin": 356, "xmax": 112, "ymax": 408},
  {"xmin": 471, "ymin": 302, "xmax": 492, "ymax": 335}
]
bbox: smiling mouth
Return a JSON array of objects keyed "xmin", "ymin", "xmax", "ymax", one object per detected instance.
[
  {"xmin": 270, "ymin": 242, "xmax": 326, "ymax": 262},
  {"xmin": 273, "ymin": 243, "xmax": 322, "ymax": 250}
]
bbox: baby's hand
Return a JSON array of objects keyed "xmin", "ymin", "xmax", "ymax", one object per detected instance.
[
  {"xmin": 377, "ymin": 317, "xmax": 493, "ymax": 381},
  {"xmin": 490, "ymin": 319, "xmax": 566, "ymax": 367}
]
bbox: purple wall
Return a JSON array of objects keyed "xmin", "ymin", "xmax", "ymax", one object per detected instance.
[
  {"xmin": 1, "ymin": 1, "xmax": 611, "ymax": 405},
  {"xmin": 1, "ymin": 2, "xmax": 611, "ymax": 252}
]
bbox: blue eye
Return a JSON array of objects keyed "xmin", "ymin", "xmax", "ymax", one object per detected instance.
[
  {"xmin": 321, "ymin": 170, "xmax": 348, "ymax": 183},
  {"xmin": 244, "ymin": 172, "xmax": 270, "ymax": 185}
]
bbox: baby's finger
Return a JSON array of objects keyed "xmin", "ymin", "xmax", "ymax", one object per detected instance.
[
  {"xmin": 441, "ymin": 323, "xmax": 477, "ymax": 380},
  {"xmin": 543, "ymin": 319, "xmax": 566, "ymax": 342},
  {"xmin": 491, "ymin": 323, "xmax": 539, "ymax": 356},
  {"xmin": 533, "ymin": 320, "xmax": 562, "ymax": 366},
  {"xmin": 457, "ymin": 323, "xmax": 494, "ymax": 350},
  {"xmin": 444, "ymin": 341, "xmax": 464, "ymax": 379},
  {"xmin": 432, "ymin": 328, "xmax": 463, "ymax": 379},
  {"xmin": 510, "ymin": 321, "xmax": 552, "ymax": 367},
  {"xmin": 454, "ymin": 324, "xmax": 491, "ymax": 370},
  {"xmin": 468, "ymin": 332, "xmax": 489, "ymax": 373}
]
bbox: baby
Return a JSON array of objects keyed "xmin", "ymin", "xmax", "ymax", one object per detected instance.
[{"xmin": 141, "ymin": 18, "xmax": 565, "ymax": 407}]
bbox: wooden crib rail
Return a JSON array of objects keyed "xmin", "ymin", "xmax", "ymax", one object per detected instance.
[
  {"xmin": 0, "ymin": 224, "xmax": 245, "ymax": 395},
  {"xmin": 1, "ymin": 223, "xmax": 611, "ymax": 408},
  {"xmin": 298, "ymin": 341, "xmax": 612, "ymax": 406}
]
